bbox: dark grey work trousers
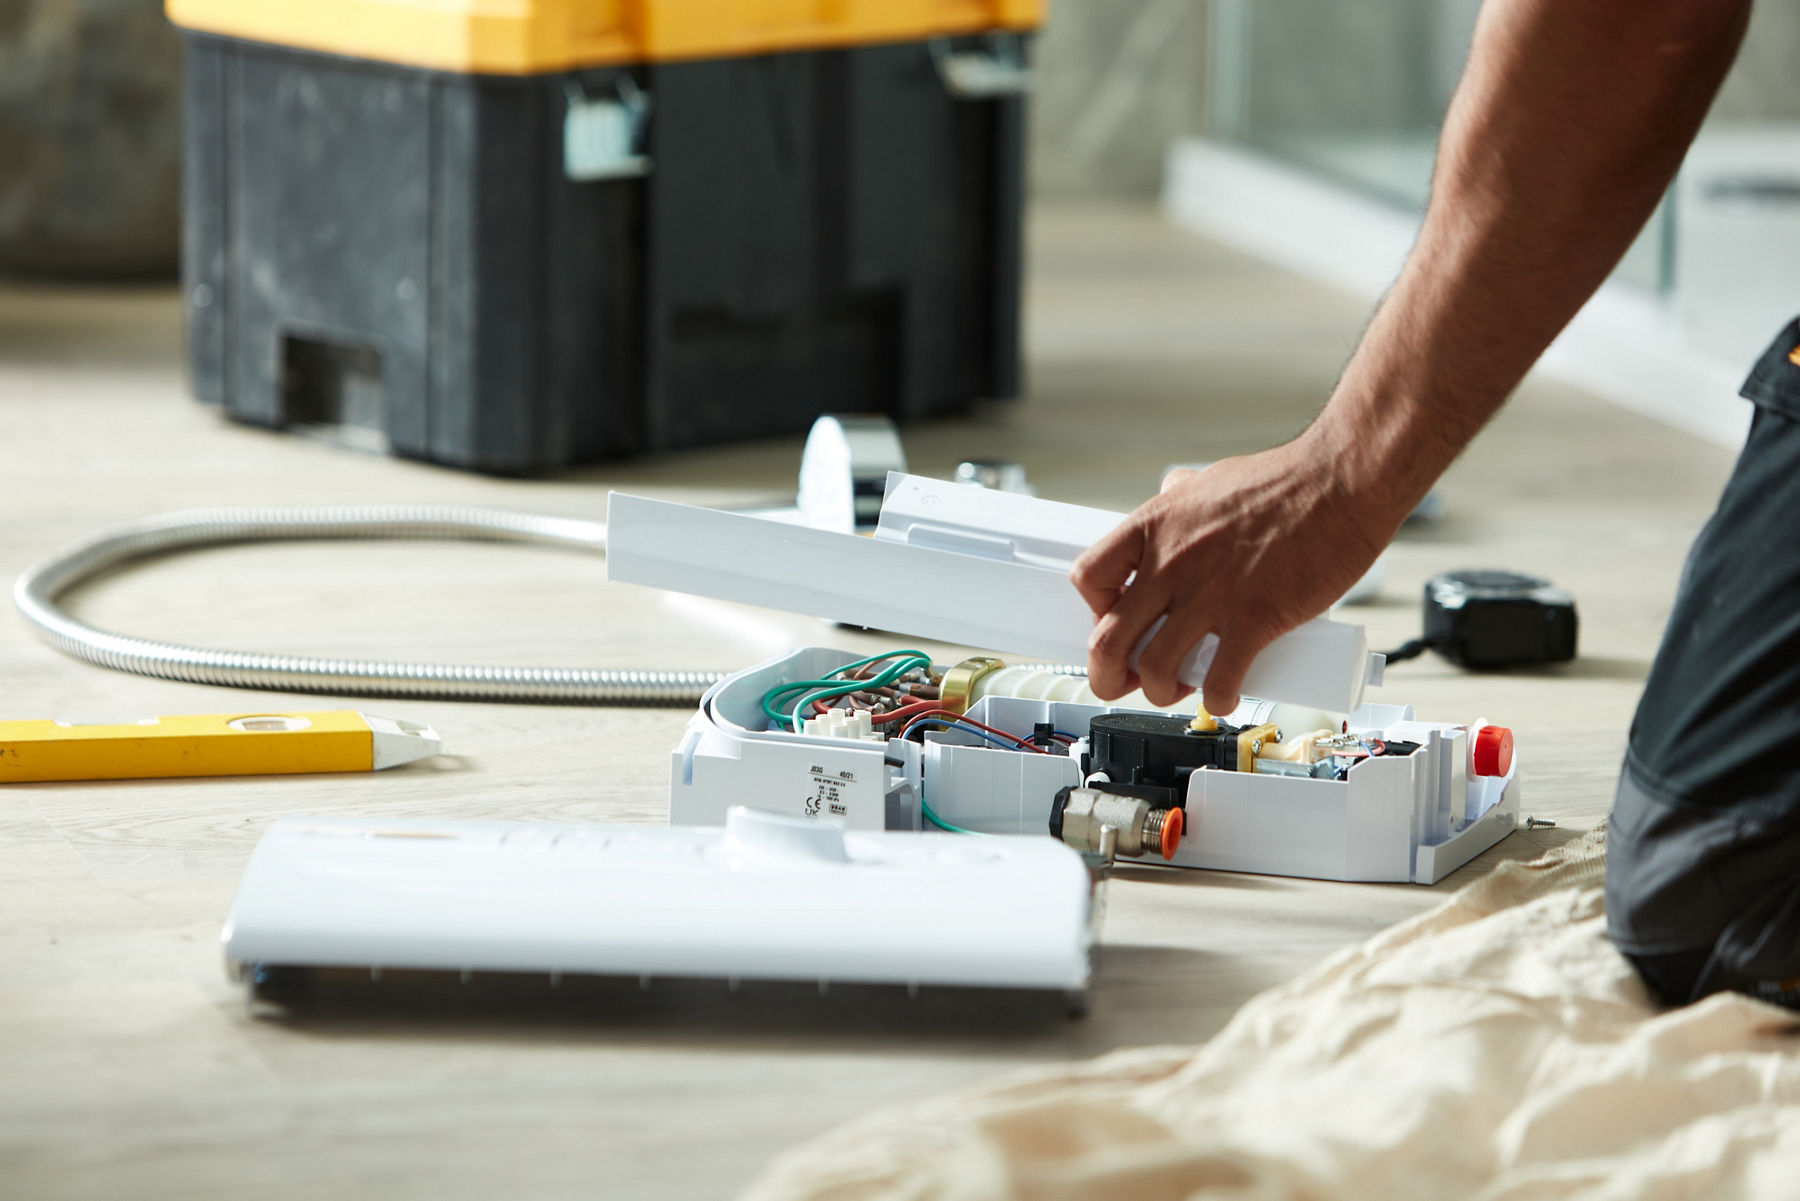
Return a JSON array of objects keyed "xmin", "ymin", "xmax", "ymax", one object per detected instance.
[{"xmin": 1606, "ymin": 318, "xmax": 1800, "ymax": 1008}]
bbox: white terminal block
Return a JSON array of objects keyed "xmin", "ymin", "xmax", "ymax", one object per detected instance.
[
  {"xmin": 801, "ymin": 708, "xmax": 879, "ymax": 741},
  {"xmin": 607, "ymin": 472, "xmax": 1383, "ymax": 714}
]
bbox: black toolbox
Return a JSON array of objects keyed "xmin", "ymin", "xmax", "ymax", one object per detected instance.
[{"xmin": 172, "ymin": 1, "xmax": 1037, "ymax": 472}]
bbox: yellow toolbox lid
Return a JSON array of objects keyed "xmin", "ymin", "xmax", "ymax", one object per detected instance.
[{"xmin": 166, "ymin": 0, "xmax": 1043, "ymax": 75}]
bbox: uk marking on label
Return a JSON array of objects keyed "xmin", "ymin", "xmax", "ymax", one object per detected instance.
[{"xmin": 804, "ymin": 764, "xmax": 856, "ymax": 819}]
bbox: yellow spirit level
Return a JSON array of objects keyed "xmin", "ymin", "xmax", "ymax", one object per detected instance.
[{"xmin": 0, "ymin": 711, "xmax": 440, "ymax": 783}]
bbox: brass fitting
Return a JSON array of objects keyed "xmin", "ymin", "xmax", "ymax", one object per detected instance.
[
  {"xmin": 1052, "ymin": 786, "xmax": 1184, "ymax": 861},
  {"xmin": 1236, "ymin": 722, "xmax": 1281, "ymax": 773},
  {"xmin": 937, "ymin": 656, "xmax": 1006, "ymax": 715}
]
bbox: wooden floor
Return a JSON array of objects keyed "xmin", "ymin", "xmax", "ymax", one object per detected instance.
[{"xmin": 0, "ymin": 203, "xmax": 1737, "ymax": 1200}]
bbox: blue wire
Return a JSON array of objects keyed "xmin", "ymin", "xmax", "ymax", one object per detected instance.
[
  {"xmin": 899, "ymin": 716, "xmax": 1031, "ymax": 753},
  {"xmin": 906, "ymin": 718, "xmax": 1048, "ymax": 836}
]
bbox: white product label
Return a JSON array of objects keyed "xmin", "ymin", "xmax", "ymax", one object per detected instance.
[{"xmin": 804, "ymin": 763, "xmax": 856, "ymax": 820}]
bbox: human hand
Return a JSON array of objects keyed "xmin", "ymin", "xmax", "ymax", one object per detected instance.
[{"xmin": 1070, "ymin": 438, "xmax": 1398, "ymax": 711}]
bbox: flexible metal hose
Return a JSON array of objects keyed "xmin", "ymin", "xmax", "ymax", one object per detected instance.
[{"xmin": 13, "ymin": 505, "xmax": 724, "ymax": 705}]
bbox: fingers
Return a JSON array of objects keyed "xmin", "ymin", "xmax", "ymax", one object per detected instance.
[
  {"xmin": 1198, "ymin": 625, "xmax": 1274, "ymax": 717},
  {"xmin": 1070, "ymin": 521, "xmax": 1144, "ymax": 618},
  {"xmin": 1085, "ymin": 572, "xmax": 1170, "ymax": 700},
  {"xmin": 1135, "ymin": 604, "xmax": 1216, "ymax": 707},
  {"xmin": 1072, "ymin": 519, "xmax": 1155, "ymax": 700}
]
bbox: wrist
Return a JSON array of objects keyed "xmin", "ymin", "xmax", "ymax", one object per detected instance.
[{"xmin": 1296, "ymin": 395, "xmax": 1434, "ymax": 543}]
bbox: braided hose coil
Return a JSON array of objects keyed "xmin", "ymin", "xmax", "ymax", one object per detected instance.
[{"xmin": 12, "ymin": 506, "xmax": 721, "ymax": 705}]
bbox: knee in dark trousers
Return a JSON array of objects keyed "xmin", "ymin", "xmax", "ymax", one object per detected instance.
[
  {"xmin": 1607, "ymin": 757, "xmax": 1800, "ymax": 1010},
  {"xmin": 1603, "ymin": 323, "xmax": 1800, "ymax": 1011}
]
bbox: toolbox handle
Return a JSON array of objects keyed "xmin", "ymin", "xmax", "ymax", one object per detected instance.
[{"xmin": 932, "ymin": 34, "xmax": 1034, "ymax": 99}]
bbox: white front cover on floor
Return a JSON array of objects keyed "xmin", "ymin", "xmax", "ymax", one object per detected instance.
[{"xmin": 222, "ymin": 810, "xmax": 1095, "ymax": 993}]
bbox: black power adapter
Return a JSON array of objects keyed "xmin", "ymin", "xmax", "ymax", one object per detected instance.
[{"xmin": 1387, "ymin": 569, "xmax": 1578, "ymax": 669}]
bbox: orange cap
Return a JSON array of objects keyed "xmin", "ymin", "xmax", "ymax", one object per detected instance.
[
  {"xmin": 1473, "ymin": 725, "xmax": 1514, "ymax": 777},
  {"xmin": 1159, "ymin": 807, "xmax": 1184, "ymax": 860}
]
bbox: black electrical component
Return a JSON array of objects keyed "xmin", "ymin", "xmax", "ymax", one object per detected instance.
[
  {"xmin": 1080, "ymin": 712, "xmax": 1241, "ymax": 808},
  {"xmin": 1418, "ymin": 570, "xmax": 1579, "ymax": 668}
]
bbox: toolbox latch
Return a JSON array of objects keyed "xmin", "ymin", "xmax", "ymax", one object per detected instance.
[
  {"xmin": 563, "ymin": 75, "xmax": 652, "ymax": 181},
  {"xmin": 932, "ymin": 34, "xmax": 1034, "ymax": 99}
]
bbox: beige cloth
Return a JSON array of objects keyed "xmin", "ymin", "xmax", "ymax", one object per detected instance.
[{"xmin": 745, "ymin": 830, "xmax": 1800, "ymax": 1200}]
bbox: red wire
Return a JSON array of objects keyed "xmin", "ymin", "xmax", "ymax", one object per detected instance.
[
  {"xmin": 899, "ymin": 708, "xmax": 1047, "ymax": 752},
  {"xmin": 871, "ymin": 701, "xmax": 943, "ymax": 725},
  {"xmin": 807, "ymin": 700, "xmax": 1050, "ymax": 754},
  {"xmin": 810, "ymin": 698, "xmax": 939, "ymax": 724}
]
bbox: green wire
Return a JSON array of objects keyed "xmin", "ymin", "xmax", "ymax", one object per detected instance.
[
  {"xmin": 787, "ymin": 656, "xmax": 921, "ymax": 733},
  {"xmin": 760, "ymin": 649, "xmax": 933, "ymax": 731},
  {"xmin": 921, "ymin": 800, "xmax": 986, "ymax": 836},
  {"xmin": 766, "ymin": 666, "xmax": 914, "ymax": 731},
  {"xmin": 759, "ymin": 648, "xmax": 990, "ymax": 837},
  {"xmin": 758, "ymin": 650, "xmax": 928, "ymax": 724}
]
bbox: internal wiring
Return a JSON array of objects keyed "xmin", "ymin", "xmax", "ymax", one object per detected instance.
[
  {"xmin": 788, "ymin": 650, "xmax": 933, "ymax": 732},
  {"xmin": 902, "ymin": 710, "xmax": 1039, "ymax": 749},
  {"xmin": 899, "ymin": 716, "xmax": 1037, "ymax": 753},
  {"xmin": 808, "ymin": 701, "xmax": 1082, "ymax": 745},
  {"xmin": 763, "ymin": 649, "xmax": 931, "ymax": 722},
  {"xmin": 756, "ymin": 651, "xmax": 1089, "ymax": 837},
  {"xmin": 759, "ymin": 649, "xmax": 933, "ymax": 731},
  {"xmin": 896, "ymin": 710, "xmax": 1066, "ymax": 754},
  {"xmin": 809, "ymin": 697, "xmax": 938, "ymax": 722},
  {"xmin": 760, "ymin": 651, "xmax": 1092, "ymax": 755},
  {"xmin": 756, "ymin": 655, "xmax": 1089, "ymax": 835}
]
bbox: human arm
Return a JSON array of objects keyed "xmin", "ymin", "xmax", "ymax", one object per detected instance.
[{"xmin": 1072, "ymin": 0, "xmax": 1752, "ymax": 710}]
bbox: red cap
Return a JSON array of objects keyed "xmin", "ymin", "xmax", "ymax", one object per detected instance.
[
  {"xmin": 1159, "ymin": 807, "xmax": 1184, "ymax": 860},
  {"xmin": 1473, "ymin": 725, "xmax": 1514, "ymax": 777}
]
